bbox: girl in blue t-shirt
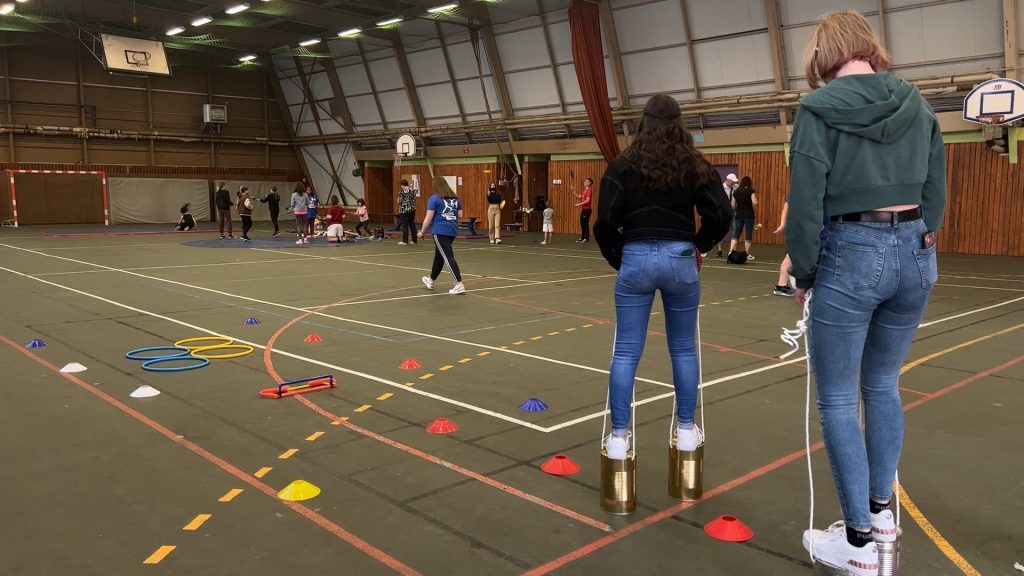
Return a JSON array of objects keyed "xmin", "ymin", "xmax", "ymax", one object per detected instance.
[{"xmin": 417, "ymin": 176, "xmax": 465, "ymax": 295}]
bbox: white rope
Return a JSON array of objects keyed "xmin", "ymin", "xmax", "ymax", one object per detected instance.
[{"xmin": 602, "ymin": 329, "xmax": 637, "ymax": 453}]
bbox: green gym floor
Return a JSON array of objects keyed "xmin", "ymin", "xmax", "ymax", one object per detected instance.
[{"xmin": 1, "ymin": 224, "xmax": 1021, "ymax": 576}]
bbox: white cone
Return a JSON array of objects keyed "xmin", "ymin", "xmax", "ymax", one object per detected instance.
[
  {"xmin": 130, "ymin": 385, "xmax": 160, "ymax": 398},
  {"xmin": 60, "ymin": 362, "xmax": 88, "ymax": 373}
]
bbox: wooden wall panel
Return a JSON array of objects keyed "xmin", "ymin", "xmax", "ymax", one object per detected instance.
[
  {"xmin": 0, "ymin": 175, "xmax": 10, "ymax": 221},
  {"xmin": 15, "ymin": 173, "xmax": 103, "ymax": 225},
  {"xmin": 704, "ymin": 151, "xmax": 791, "ymax": 248},
  {"xmin": 363, "ymin": 166, "xmax": 393, "ymax": 221},
  {"xmin": 390, "ymin": 162, "xmax": 500, "ymax": 223},
  {"xmin": 547, "ymin": 159, "xmax": 608, "ymax": 236},
  {"xmin": 942, "ymin": 142, "xmax": 1024, "ymax": 256}
]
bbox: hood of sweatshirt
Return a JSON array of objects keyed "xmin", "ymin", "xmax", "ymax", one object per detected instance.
[{"xmin": 799, "ymin": 73, "xmax": 921, "ymax": 144}]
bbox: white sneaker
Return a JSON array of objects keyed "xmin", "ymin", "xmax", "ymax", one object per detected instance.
[
  {"xmin": 747, "ymin": 255, "xmax": 755, "ymax": 261},
  {"xmin": 303, "ymin": 238, "xmax": 310, "ymax": 244},
  {"xmin": 870, "ymin": 509, "xmax": 897, "ymax": 543},
  {"xmin": 604, "ymin": 433, "xmax": 630, "ymax": 460},
  {"xmin": 448, "ymin": 282, "xmax": 466, "ymax": 295},
  {"xmin": 489, "ymin": 239, "xmax": 495, "ymax": 244},
  {"xmin": 540, "ymin": 241, "xmax": 547, "ymax": 245},
  {"xmin": 803, "ymin": 522, "xmax": 879, "ymax": 576},
  {"xmin": 296, "ymin": 239, "xmax": 304, "ymax": 245},
  {"xmin": 700, "ymin": 252, "xmax": 708, "ymax": 258},
  {"xmin": 421, "ymin": 276, "xmax": 434, "ymax": 290},
  {"xmin": 398, "ymin": 241, "xmax": 407, "ymax": 245},
  {"xmin": 675, "ymin": 425, "xmax": 704, "ymax": 451},
  {"xmin": 495, "ymin": 238, "xmax": 502, "ymax": 244}
]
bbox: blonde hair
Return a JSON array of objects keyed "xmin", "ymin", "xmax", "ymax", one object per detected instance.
[{"xmin": 804, "ymin": 10, "xmax": 890, "ymax": 88}]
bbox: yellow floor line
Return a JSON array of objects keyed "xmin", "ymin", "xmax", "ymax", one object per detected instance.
[
  {"xmin": 182, "ymin": 514, "xmax": 212, "ymax": 531},
  {"xmin": 530, "ymin": 336, "xmax": 543, "ymax": 341},
  {"xmin": 439, "ymin": 365, "xmax": 454, "ymax": 371},
  {"xmin": 548, "ymin": 331, "xmax": 560, "ymax": 336},
  {"xmin": 330, "ymin": 417, "xmax": 349, "ymax": 425},
  {"xmin": 901, "ymin": 322, "xmax": 1024, "ymax": 374},
  {"xmin": 419, "ymin": 373, "xmax": 434, "ymax": 380},
  {"xmin": 458, "ymin": 358, "xmax": 472, "ymax": 363},
  {"xmin": 899, "ymin": 487, "xmax": 981, "ymax": 576},
  {"xmin": 278, "ymin": 448, "xmax": 299, "ymax": 459},
  {"xmin": 582, "ymin": 324, "xmax": 594, "ymax": 328},
  {"xmin": 253, "ymin": 466, "xmax": 272, "ymax": 478},
  {"xmin": 354, "ymin": 404, "xmax": 371, "ymax": 412},
  {"xmin": 377, "ymin": 392, "xmax": 394, "ymax": 401},
  {"xmin": 142, "ymin": 545, "xmax": 176, "ymax": 564},
  {"xmin": 218, "ymin": 488, "xmax": 243, "ymax": 502},
  {"xmin": 513, "ymin": 340, "xmax": 525, "ymax": 345},
  {"xmin": 564, "ymin": 328, "xmax": 576, "ymax": 332},
  {"xmin": 404, "ymin": 382, "xmax": 415, "ymax": 387},
  {"xmin": 305, "ymin": 431, "xmax": 324, "ymax": 441},
  {"xmin": 477, "ymin": 351, "xmax": 490, "ymax": 357}
]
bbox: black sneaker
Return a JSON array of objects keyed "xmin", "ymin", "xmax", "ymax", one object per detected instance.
[
  {"xmin": 773, "ymin": 285, "xmax": 795, "ymax": 296},
  {"xmin": 717, "ymin": 250, "xmax": 723, "ymax": 257}
]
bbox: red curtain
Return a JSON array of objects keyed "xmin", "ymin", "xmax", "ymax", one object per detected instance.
[{"xmin": 569, "ymin": 0, "xmax": 620, "ymax": 163}]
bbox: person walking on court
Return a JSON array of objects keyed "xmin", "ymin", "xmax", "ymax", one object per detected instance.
[
  {"xmin": 418, "ymin": 176, "xmax": 466, "ymax": 295},
  {"xmin": 397, "ymin": 179, "xmax": 418, "ymax": 245},
  {"xmin": 290, "ymin": 187, "xmax": 308, "ymax": 244},
  {"xmin": 237, "ymin": 186, "xmax": 253, "ymax": 241},
  {"xmin": 728, "ymin": 176, "xmax": 757, "ymax": 260},
  {"xmin": 260, "ymin": 186, "xmax": 281, "ymax": 237},
  {"xmin": 486, "ymin": 182, "xmax": 503, "ymax": 244},
  {"xmin": 710, "ymin": 173, "xmax": 738, "ymax": 257},
  {"xmin": 594, "ymin": 93, "xmax": 732, "ymax": 461},
  {"xmin": 215, "ymin": 181, "xmax": 233, "ymax": 239},
  {"xmin": 354, "ymin": 198, "xmax": 371, "ymax": 237},
  {"xmin": 571, "ymin": 178, "xmax": 594, "ymax": 243},
  {"xmin": 786, "ymin": 10, "xmax": 946, "ymax": 576}
]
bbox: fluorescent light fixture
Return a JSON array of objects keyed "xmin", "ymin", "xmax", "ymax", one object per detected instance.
[
  {"xmin": 238, "ymin": 54, "xmax": 257, "ymax": 62},
  {"xmin": 375, "ymin": 16, "xmax": 403, "ymax": 27},
  {"xmin": 337, "ymin": 27, "xmax": 361, "ymax": 37},
  {"xmin": 166, "ymin": 26, "xmax": 186, "ymax": 36},
  {"xmin": 191, "ymin": 16, "xmax": 213, "ymax": 26},
  {"xmin": 298, "ymin": 38, "xmax": 321, "ymax": 47},
  {"xmin": 0, "ymin": 3, "xmax": 15, "ymax": 15},
  {"xmin": 427, "ymin": 2, "xmax": 458, "ymax": 13},
  {"xmin": 225, "ymin": 3, "xmax": 250, "ymax": 14}
]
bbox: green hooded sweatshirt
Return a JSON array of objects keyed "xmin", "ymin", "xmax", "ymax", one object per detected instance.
[{"xmin": 785, "ymin": 72, "xmax": 946, "ymax": 289}]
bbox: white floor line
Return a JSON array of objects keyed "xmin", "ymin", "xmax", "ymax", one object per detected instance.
[
  {"xmin": 33, "ymin": 258, "xmax": 313, "ymax": 276},
  {"xmin": 918, "ymin": 295, "xmax": 1024, "ymax": 327},
  {"xmin": 0, "ymin": 245, "xmax": 665, "ymax": 388},
  {"xmin": 0, "ymin": 263, "xmax": 549, "ymax": 432},
  {"xmin": 935, "ymin": 283, "xmax": 1024, "ymax": 292},
  {"xmin": 940, "ymin": 273, "xmax": 1024, "ymax": 283}
]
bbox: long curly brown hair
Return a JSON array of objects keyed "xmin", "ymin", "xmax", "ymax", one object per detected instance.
[{"xmin": 621, "ymin": 94, "xmax": 714, "ymax": 191}]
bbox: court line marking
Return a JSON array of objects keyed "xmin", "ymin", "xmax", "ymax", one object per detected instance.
[
  {"xmin": 218, "ymin": 488, "xmax": 243, "ymax": 502},
  {"xmin": 31, "ymin": 258, "xmax": 314, "ymax": 276},
  {"xmin": 899, "ymin": 488, "xmax": 982, "ymax": 576},
  {"xmin": 183, "ymin": 514, "xmax": 212, "ymax": 531},
  {"xmin": 254, "ymin": 467, "xmax": 272, "ymax": 478},
  {"xmin": 306, "ymin": 432, "xmax": 325, "ymax": 442},
  {"xmin": 934, "ymin": 283, "xmax": 1024, "ymax": 292},
  {"xmin": 0, "ymin": 336, "xmax": 422, "ymax": 576},
  {"xmin": 142, "ymin": 545, "xmax": 176, "ymax": 565}
]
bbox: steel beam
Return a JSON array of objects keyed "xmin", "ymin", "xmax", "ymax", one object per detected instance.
[
  {"xmin": 267, "ymin": 67, "xmax": 315, "ymax": 187},
  {"xmin": 763, "ymin": 0, "xmax": 790, "ymax": 126},
  {"xmin": 678, "ymin": 0, "xmax": 705, "ymax": 129},
  {"xmin": 598, "ymin": 0, "xmax": 633, "ymax": 137},
  {"xmin": 1003, "ymin": 0, "xmax": 1019, "ymax": 80},
  {"xmin": 323, "ymin": 59, "xmax": 354, "ymax": 132}
]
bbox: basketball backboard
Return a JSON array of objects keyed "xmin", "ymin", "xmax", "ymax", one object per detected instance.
[
  {"xmin": 100, "ymin": 34, "xmax": 171, "ymax": 77},
  {"xmin": 963, "ymin": 78, "xmax": 1024, "ymax": 125},
  {"xmin": 395, "ymin": 133, "xmax": 418, "ymax": 158}
]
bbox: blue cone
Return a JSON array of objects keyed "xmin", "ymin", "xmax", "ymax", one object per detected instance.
[
  {"xmin": 244, "ymin": 317, "xmax": 262, "ymax": 325},
  {"xmin": 519, "ymin": 397, "xmax": 548, "ymax": 412},
  {"xmin": 26, "ymin": 339, "xmax": 47, "ymax": 349}
]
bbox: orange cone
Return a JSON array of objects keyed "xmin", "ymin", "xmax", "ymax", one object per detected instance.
[
  {"xmin": 540, "ymin": 454, "xmax": 580, "ymax": 476},
  {"xmin": 399, "ymin": 358, "xmax": 422, "ymax": 370},
  {"xmin": 304, "ymin": 333, "xmax": 323, "ymax": 343},
  {"xmin": 426, "ymin": 417, "xmax": 458, "ymax": 434},
  {"xmin": 704, "ymin": 515, "xmax": 753, "ymax": 542}
]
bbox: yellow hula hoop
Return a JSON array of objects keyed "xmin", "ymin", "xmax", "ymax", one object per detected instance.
[
  {"xmin": 190, "ymin": 344, "xmax": 254, "ymax": 360},
  {"xmin": 175, "ymin": 336, "xmax": 233, "ymax": 350}
]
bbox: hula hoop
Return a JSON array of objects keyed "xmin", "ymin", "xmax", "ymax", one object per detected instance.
[
  {"xmin": 175, "ymin": 336, "xmax": 233, "ymax": 350},
  {"xmin": 141, "ymin": 355, "xmax": 211, "ymax": 372},
  {"xmin": 190, "ymin": 344, "xmax": 254, "ymax": 360},
  {"xmin": 125, "ymin": 346, "xmax": 191, "ymax": 361}
]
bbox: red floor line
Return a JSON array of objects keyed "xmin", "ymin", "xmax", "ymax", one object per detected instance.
[
  {"xmin": 0, "ymin": 334, "xmax": 421, "ymax": 576},
  {"xmin": 262, "ymin": 293, "xmax": 613, "ymax": 533},
  {"xmin": 899, "ymin": 386, "xmax": 930, "ymax": 397},
  {"xmin": 520, "ymin": 352, "xmax": 1024, "ymax": 576}
]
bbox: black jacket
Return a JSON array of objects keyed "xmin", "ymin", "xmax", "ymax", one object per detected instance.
[
  {"xmin": 595, "ymin": 157, "xmax": 732, "ymax": 270},
  {"xmin": 214, "ymin": 188, "xmax": 232, "ymax": 210}
]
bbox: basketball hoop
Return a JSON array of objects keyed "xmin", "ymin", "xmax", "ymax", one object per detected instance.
[
  {"xmin": 976, "ymin": 114, "xmax": 1005, "ymax": 125},
  {"xmin": 395, "ymin": 133, "xmax": 417, "ymax": 170}
]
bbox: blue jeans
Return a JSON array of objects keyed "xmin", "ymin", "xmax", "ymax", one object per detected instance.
[
  {"xmin": 609, "ymin": 239, "xmax": 701, "ymax": 431},
  {"xmin": 734, "ymin": 218, "xmax": 754, "ymax": 241},
  {"xmin": 808, "ymin": 219, "xmax": 936, "ymax": 531}
]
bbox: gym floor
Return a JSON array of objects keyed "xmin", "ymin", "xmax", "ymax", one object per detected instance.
[{"xmin": 1, "ymin": 224, "xmax": 1021, "ymax": 576}]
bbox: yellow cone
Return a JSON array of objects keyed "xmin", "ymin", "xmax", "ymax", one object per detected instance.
[{"xmin": 278, "ymin": 480, "xmax": 320, "ymax": 502}]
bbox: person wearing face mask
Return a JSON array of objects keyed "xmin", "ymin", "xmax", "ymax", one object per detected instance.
[{"xmin": 486, "ymin": 182, "xmax": 502, "ymax": 244}]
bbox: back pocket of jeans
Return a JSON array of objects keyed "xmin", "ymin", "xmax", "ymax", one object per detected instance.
[
  {"xmin": 834, "ymin": 241, "xmax": 885, "ymax": 291},
  {"xmin": 669, "ymin": 254, "xmax": 698, "ymax": 285},
  {"xmin": 618, "ymin": 252, "xmax": 646, "ymax": 286},
  {"xmin": 913, "ymin": 243, "xmax": 938, "ymax": 290}
]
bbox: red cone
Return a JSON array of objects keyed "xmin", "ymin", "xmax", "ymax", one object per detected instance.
[
  {"xmin": 540, "ymin": 454, "xmax": 580, "ymax": 476},
  {"xmin": 704, "ymin": 515, "xmax": 754, "ymax": 542},
  {"xmin": 304, "ymin": 333, "xmax": 323, "ymax": 343},
  {"xmin": 426, "ymin": 417, "xmax": 458, "ymax": 434},
  {"xmin": 399, "ymin": 358, "xmax": 422, "ymax": 370}
]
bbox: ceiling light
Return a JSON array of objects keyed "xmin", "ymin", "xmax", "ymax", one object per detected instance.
[
  {"xmin": 166, "ymin": 26, "xmax": 186, "ymax": 36},
  {"xmin": 191, "ymin": 16, "xmax": 213, "ymax": 26},
  {"xmin": 0, "ymin": 3, "xmax": 15, "ymax": 15},
  {"xmin": 298, "ymin": 38, "xmax": 321, "ymax": 47},
  {"xmin": 225, "ymin": 3, "xmax": 250, "ymax": 14},
  {"xmin": 338, "ymin": 27, "xmax": 361, "ymax": 37},
  {"xmin": 427, "ymin": 2, "xmax": 458, "ymax": 13},
  {"xmin": 376, "ymin": 16, "xmax": 403, "ymax": 27},
  {"xmin": 238, "ymin": 54, "xmax": 257, "ymax": 62}
]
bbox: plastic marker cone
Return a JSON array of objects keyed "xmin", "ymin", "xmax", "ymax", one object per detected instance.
[
  {"xmin": 130, "ymin": 385, "xmax": 161, "ymax": 398},
  {"xmin": 60, "ymin": 362, "xmax": 87, "ymax": 373},
  {"xmin": 399, "ymin": 358, "xmax": 422, "ymax": 370},
  {"xmin": 303, "ymin": 332, "xmax": 323, "ymax": 343},
  {"xmin": 426, "ymin": 417, "xmax": 458, "ymax": 434},
  {"xmin": 244, "ymin": 317, "xmax": 261, "ymax": 325},
  {"xmin": 541, "ymin": 454, "xmax": 580, "ymax": 476},
  {"xmin": 704, "ymin": 515, "xmax": 753, "ymax": 542},
  {"xmin": 519, "ymin": 397, "xmax": 548, "ymax": 412},
  {"xmin": 278, "ymin": 480, "xmax": 320, "ymax": 502},
  {"xmin": 26, "ymin": 339, "xmax": 46, "ymax": 349}
]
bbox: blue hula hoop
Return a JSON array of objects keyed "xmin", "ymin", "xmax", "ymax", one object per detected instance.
[
  {"xmin": 141, "ymin": 355, "xmax": 210, "ymax": 372},
  {"xmin": 126, "ymin": 345, "xmax": 191, "ymax": 361}
]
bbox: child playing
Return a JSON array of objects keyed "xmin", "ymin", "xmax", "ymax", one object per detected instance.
[
  {"xmin": 175, "ymin": 203, "xmax": 197, "ymax": 231},
  {"xmin": 541, "ymin": 204, "xmax": 554, "ymax": 245},
  {"xmin": 325, "ymin": 196, "xmax": 346, "ymax": 244},
  {"xmin": 290, "ymin": 187, "xmax": 308, "ymax": 244},
  {"xmin": 354, "ymin": 199, "xmax": 370, "ymax": 237}
]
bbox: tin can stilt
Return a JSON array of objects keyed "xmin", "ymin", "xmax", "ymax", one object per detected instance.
[
  {"xmin": 877, "ymin": 528, "xmax": 902, "ymax": 576},
  {"xmin": 599, "ymin": 450, "xmax": 637, "ymax": 515},
  {"xmin": 667, "ymin": 439, "xmax": 703, "ymax": 501}
]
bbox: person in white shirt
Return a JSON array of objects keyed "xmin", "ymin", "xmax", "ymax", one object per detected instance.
[{"xmin": 541, "ymin": 205, "xmax": 555, "ymax": 245}]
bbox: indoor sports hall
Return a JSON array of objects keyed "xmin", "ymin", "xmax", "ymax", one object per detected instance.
[{"xmin": 0, "ymin": 1, "xmax": 1022, "ymax": 576}]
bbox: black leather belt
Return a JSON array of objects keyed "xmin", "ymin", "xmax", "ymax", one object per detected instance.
[{"xmin": 831, "ymin": 207, "xmax": 922, "ymax": 224}]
